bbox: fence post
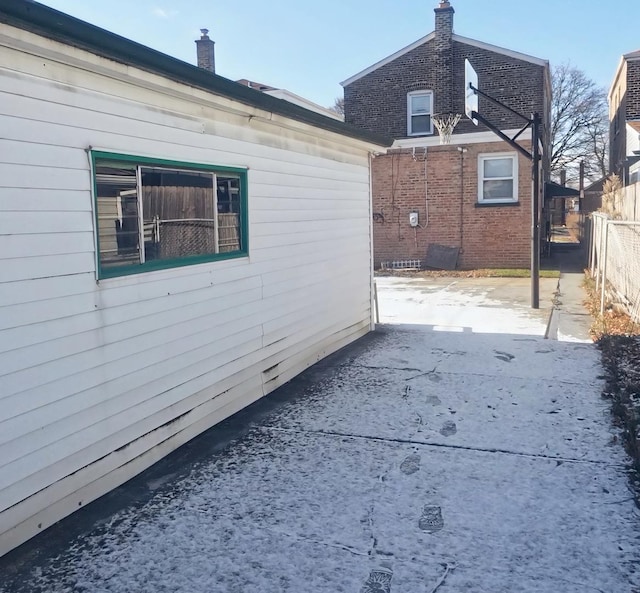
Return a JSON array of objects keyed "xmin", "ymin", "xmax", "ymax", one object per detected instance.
[
  {"xmin": 593, "ymin": 216, "xmax": 602, "ymax": 290},
  {"xmin": 600, "ymin": 221, "xmax": 609, "ymax": 315},
  {"xmin": 589, "ymin": 215, "xmax": 595, "ymax": 273},
  {"xmin": 596, "ymin": 216, "xmax": 602, "ymax": 290}
]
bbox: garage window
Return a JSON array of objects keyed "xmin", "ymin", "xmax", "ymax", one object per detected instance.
[
  {"xmin": 92, "ymin": 151, "xmax": 248, "ymax": 278},
  {"xmin": 478, "ymin": 153, "xmax": 518, "ymax": 204}
]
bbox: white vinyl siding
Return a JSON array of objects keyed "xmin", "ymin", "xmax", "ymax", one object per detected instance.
[
  {"xmin": 478, "ymin": 153, "xmax": 519, "ymax": 204},
  {"xmin": 0, "ymin": 26, "xmax": 381, "ymax": 556},
  {"xmin": 407, "ymin": 91, "xmax": 434, "ymax": 136}
]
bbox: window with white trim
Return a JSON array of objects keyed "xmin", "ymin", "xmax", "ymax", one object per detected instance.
[
  {"xmin": 92, "ymin": 151, "xmax": 248, "ymax": 278},
  {"xmin": 478, "ymin": 153, "xmax": 518, "ymax": 204},
  {"xmin": 407, "ymin": 91, "xmax": 433, "ymax": 136}
]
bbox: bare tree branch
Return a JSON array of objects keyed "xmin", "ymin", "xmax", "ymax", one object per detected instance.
[
  {"xmin": 329, "ymin": 97, "xmax": 345, "ymax": 116},
  {"xmin": 550, "ymin": 63, "xmax": 608, "ymax": 184}
]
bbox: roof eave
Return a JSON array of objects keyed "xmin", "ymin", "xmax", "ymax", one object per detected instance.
[
  {"xmin": 454, "ymin": 35, "xmax": 548, "ymax": 68},
  {"xmin": 609, "ymin": 56, "xmax": 627, "ymax": 100},
  {"xmin": 341, "ymin": 32, "xmax": 548, "ymax": 88}
]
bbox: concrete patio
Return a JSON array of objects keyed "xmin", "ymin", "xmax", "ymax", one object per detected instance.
[{"xmin": 1, "ymin": 272, "xmax": 638, "ymax": 593}]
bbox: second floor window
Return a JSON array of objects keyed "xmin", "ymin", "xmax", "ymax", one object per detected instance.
[{"xmin": 407, "ymin": 91, "xmax": 433, "ymax": 136}]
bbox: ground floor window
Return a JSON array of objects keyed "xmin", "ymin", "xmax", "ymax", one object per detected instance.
[
  {"xmin": 91, "ymin": 151, "xmax": 248, "ymax": 278},
  {"xmin": 478, "ymin": 153, "xmax": 518, "ymax": 204}
]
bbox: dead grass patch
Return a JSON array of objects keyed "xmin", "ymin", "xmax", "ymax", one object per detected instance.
[
  {"xmin": 583, "ymin": 272, "xmax": 640, "ymax": 340},
  {"xmin": 376, "ymin": 268, "xmax": 560, "ymax": 279}
]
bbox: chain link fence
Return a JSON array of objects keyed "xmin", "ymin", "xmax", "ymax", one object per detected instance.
[{"xmin": 590, "ymin": 213, "xmax": 640, "ymax": 321}]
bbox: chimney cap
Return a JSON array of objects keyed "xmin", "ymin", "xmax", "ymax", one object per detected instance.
[
  {"xmin": 437, "ymin": 1, "xmax": 452, "ymax": 8},
  {"xmin": 200, "ymin": 29, "xmax": 210, "ymax": 38}
]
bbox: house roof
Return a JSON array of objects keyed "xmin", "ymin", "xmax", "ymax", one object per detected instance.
[
  {"xmin": 0, "ymin": 0, "xmax": 390, "ymax": 148},
  {"xmin": 624, "ymin": 49, "xmax": 640, "ymax": 60},
  {"xmin": 341, "ymin": 33, "xmax": 548, "ymax": 87},
  {"xmin": 235, "ymin": 79, "xmax": 277, "ymax": 92},
  {"xmin": 585, "ymin": 177, "xmax": 606, "ymax": 193},
  {"xmin": 236, "ymin": 79, "xmax": 343, "ymax": 121},
  {"xmin": 544, "ymin": 181, "xmax": 580, "ymax": 200},
  {"xmin": 627, "ymin": 121, "xmax": 640, "ymax": 133}
]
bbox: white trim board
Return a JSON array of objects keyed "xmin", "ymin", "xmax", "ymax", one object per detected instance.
[
  {"xmin": 455, "ymin": 36, "xmax": 548, "ymax": 68},
  {"xmin": 341, "ymin": 33, "xmax": 547, "ymax": 87},
  {"xmin": 609, "ymin": 53, "xmax": 640, "ymax": 100},
  {"xmin": 390, "ymin": 128, "xmax": 532, "ymax": 149}
]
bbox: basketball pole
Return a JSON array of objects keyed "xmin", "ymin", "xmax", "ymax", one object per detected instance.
[
  {"xmin": 531, "ymin": 113, "xmax": 541, "ymax": 310},
  {"xmin": 468, "ymin": 84, "xmax": 542, "ymax": 310}
]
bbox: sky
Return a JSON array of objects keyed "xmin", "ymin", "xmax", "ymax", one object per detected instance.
[{"xmin": 36, "ymin": 0, "xmax": 640, "ymax": 109}]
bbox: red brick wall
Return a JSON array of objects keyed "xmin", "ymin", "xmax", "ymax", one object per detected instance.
[
  {"xmin": 344, "ymin": 38, "xmax": 547, "ymax": 142},
  {"xmin": 372, "ymin": 140, "xmax": 532, "ymax": 269}
]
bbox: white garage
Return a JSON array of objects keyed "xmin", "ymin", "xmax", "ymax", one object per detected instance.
[{"xmin": 0, "ymin": 1, "xmax": 389, "ymax": 555}]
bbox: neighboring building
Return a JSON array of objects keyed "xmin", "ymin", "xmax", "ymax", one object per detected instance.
[
  {"xmin": 0, "ymin": 1, "xmax": 388, "ymax": 556},
  {"xmin": 196, "ymin": 29, "xmax": 343, "ymax": 121},
  {"xmin": 609, "ymin": 50, "xmax": 640, "ymax": 185},
  {"xmin": 342, "ymin": 0, "xmax": 551, "ymax": 269},
  {"xmin": 582, "ymin": 177, "xmax": 605, "ymax": 214},
  {"xmin": 236, "ymin": 79, "xmax": 344, "ymax": 121}
]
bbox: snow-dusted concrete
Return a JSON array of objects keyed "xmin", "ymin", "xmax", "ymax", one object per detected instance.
[
  {"xmin": 376, "ymin": 276, "xmax": 559, "ymax": 335},
  {"xmin": 2, "ymin": 278, "xmax": 639, "ymax": 593}
]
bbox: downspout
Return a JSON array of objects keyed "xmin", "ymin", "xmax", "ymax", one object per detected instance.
[
  {"xmin": 369, "ymin": 151, "xmax": 376, "ymax": 329},
  {"xmin": 458, "ymin": 146, "xmax": 467, "ymax": 254},
  {"xmin": 424, "ymin": 146, "xmax": 429, "ymax": 229}
]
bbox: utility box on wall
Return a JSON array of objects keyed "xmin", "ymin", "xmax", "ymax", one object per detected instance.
[{"xmin": 409, "ymin": 212, "xmax": 419, "ymax": 227}]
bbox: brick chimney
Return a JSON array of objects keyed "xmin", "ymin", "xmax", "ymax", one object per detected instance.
[
  {"xmin": 434, "ymin": 1, "xmax": 454, "ymax": 114},
  {"xmin": 195, "ymin": 29, "xmax": 215, "ymax": 74}
]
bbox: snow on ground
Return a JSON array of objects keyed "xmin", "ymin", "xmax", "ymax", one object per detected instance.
[
  {"xmin": 376, "ymin": 276, "xmax": 556, "ymax": 335},
  {"xmin": 2, "ymin": 278, "xmax": 639, "ymax": 593}
]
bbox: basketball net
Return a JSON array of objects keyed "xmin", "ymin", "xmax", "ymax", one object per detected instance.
[{"xmin": 432, "ymin": 113, "xmax": 462, "ymax": 145}]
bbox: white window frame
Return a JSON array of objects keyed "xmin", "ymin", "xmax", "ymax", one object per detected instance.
[
  {"xmin": 407, "ymin": 90, "xmax": 434, "ymax": 137},
  {"xmin": 477, "ymin": 152, "xmax": 519, "ymax": 204}
]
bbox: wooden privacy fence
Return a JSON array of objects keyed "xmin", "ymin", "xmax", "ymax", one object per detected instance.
[
  {"xmin": 620, "ymin": 182, "xmax": 640, "ymax": 221},
  {"xmin": 142, "ymin": 185, "xmax": 240, "ymax": 258}
]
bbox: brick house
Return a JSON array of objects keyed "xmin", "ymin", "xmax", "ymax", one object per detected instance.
[
  {"xmin": 609, "ymin": 49, "xmax": 640, "ymax": 185},
  {"xmin": 342, "ymin": 0, "xmax": 551, "ymax": 269}
]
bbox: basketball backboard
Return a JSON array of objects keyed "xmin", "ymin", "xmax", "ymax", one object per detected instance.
[{"xmin": 465, "ymin": 59, "xmax": 479, "ymax": 126}]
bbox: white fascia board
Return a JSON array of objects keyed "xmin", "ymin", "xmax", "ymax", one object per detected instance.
[
  {"xmin": 341, "ymin": 32, "xmax": 547, "ymax": 88},
  {"xmin": 609, "ymin": 56, "xmax": 627, "ymax": 100},
  {"xmin": 341, "ymin": 32, "xmax": 435, "ymax": 87},
  {"xmin": 390, "ymin": 128, "xmax": 532, "ymax": 149},
  {"xmin": 453, "ymin": 35, "xmax": 548, "ymax": 67}
]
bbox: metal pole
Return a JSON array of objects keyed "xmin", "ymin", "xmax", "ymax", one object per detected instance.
[
  {"xmin": 531, "ymin": 113, "xmax": 541, "ymax": 309},
  {"xmin": 596, "ymin": 216, "xmax": 605, "ymax": 291},
  {"xmin": 600, "ymin": 221, "xmax": 609, "ymax": 315},
  {"xmin": 589, "ymin": 215, "xmax": 596, "ymax": 274},
  {"xmin": 579, "ymin": 160, "xmax": 584, "ymax": 213}
]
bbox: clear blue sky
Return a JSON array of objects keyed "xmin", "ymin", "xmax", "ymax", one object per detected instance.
[{"xmin": 37, "ymin": 0, "xmax": 640, "ymax": 108}]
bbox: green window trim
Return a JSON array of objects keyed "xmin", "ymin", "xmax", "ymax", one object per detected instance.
[{"xmin": 90, "ymin": 151, "xmax": 249, "ymax": 280}]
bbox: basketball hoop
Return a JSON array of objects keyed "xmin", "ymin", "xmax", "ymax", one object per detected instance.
[{"xmin": 432, "ymin": 113, "xmax": 462, "ymax": 144}]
